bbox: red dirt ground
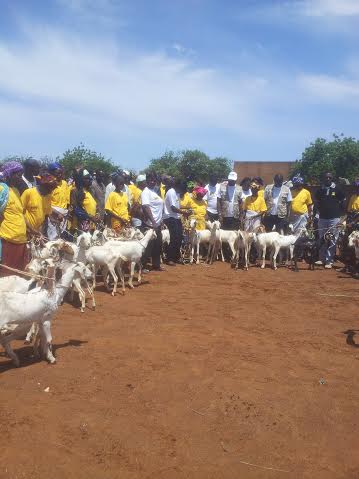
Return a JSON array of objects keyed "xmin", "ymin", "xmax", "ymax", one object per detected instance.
[{"xmin": 1, "ymin": 262, "xmax": 359, "ymax": 479}]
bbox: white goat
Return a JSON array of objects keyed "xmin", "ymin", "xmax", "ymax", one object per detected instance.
[
  {"xmin": 189, "ymin": 219, "xmax": 211, "ymax": 264},
  {"xmin": 348, "ymin": 231, "xmax": 359, "ymax": 261},
  {"xmin": 218, "ymin": 229, "xmax": 238, "ymax": 261},
  {"xmin": 255, "ymin": 231, "xmax": 281, "ymax": 269},
  {"xmin": 206, "ymin": 220, "xmax": 223, "ymax": 264},
  {"xmin": 235, "ymin": 230, "xmax": 256, "ymax": 270}
]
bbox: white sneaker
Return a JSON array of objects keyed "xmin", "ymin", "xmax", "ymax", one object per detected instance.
[
  {"xmin": 324, "ymin": 263, "xmax": 333, "ymax": 269},
  {"xmin": 315, "ymin": 260, "xmax": 324, "ymax": 266}
]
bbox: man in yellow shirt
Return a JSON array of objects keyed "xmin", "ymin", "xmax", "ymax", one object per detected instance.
[
  {"xmin": 21, "ymin": 173, "xmax": 57, "ymax": 237},
  {"xmin": 105, "ymin": 175, "xmax": 130, "ymax": 231},
  {"xmin": 47, "ymin": 162, "xmax": 69, "ymax": 239},
  {"xmin": 0, "ymin": 161, "xmax": 28, "ymax": 276},
  {"xmin": 347, "ymin": 180, "xmax": 359, "ymax": 229},
  {"xmin": 129, "ymin": 174, "xmax": 146, "ymax": 228},
  {"xmin": 243, "ymin": 180, "xmax": 267, "ymax": 231},
  {"xmin": 289, "ymin": 176, "xmax": 313, "ymax": 232}
]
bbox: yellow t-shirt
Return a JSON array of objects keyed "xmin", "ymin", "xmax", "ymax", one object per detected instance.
[
  {"xmin": 105, "ymin": 191, "xmax": 129, "ymax": 229},
  {"xmin": 291, "ymin": 188, "xmax": 312, "ymax": 215},
  {"xmin": 128, "ymin": 184, "xmax": 142, "ymax": 204},
  {"xmin": 243, "ymin": 194, "xmax": 267, "ymax": 213},
  {"xmin": 21, "ymin": 187, "xmax": 52, "ymax": 232},
  {"xmin": 51, "ymin": 180, "xmax": 69, "ymax": 209},
  {"xmin": 189, "ymin": 197, "xmax": 207, "ymax": 230},
  {"xmin": 258, "ymin": 189, "xmax": 264, "ymax": 198},
  {"xmin": 347, "ymin": 194, "xmax": 359, "ymax": 213},
  {"xmin": 160, "ymin": 183, "xmax": 166, "ymax": 200},
  {"xmin": 0, "ymin": 186, "xmax": 27, "ymax": 244},
  {"xmin": 83, "ymin": 190, "xmax": 97, "ymax": 217},
  {"xmin": 180, "ymin": 192, "xmax": 192, "ymax": 209}
]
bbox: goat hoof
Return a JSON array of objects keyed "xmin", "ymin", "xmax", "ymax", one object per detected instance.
[
  {"xmin": 261, "ymin": 265, "xmax": 265, "ymax": 269},
  {"xmin": 24, "ymin": 339, "xmax": 31, "ymax": 345}
]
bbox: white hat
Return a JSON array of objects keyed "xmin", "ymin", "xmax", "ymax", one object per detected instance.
[
  {"xmin": 228, "ymin": 171, "xmax": 237, "ymax": 181},
  {"xmin": 123, "ymin": 169, "xmax": 130, "ymax": 176},
  {"xmin": 136, "ymin": 174, "xmax": 146, "ymax": 183}
]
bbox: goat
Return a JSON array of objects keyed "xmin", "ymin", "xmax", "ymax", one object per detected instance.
[
  {"xmin": 218, "ymin": 229, "xmax": 239, "ymax": 261},
  {"xmin": 272, "ymin": 229, "xmax": 306, "ymax": 270},
  {"xmin": 189, "ymin": 219, "xmax": 211, "ymax": 264},
  {"xmin": 254, "ymin": 230, "xmax": 281, "ymax": 269},
  {"xmin": 206, "ymin": 221, "xmax": 222, "ymax": 264},
  {"xmin": 235, "ymin": 230, "xmax": 256, "ymax": 270}
]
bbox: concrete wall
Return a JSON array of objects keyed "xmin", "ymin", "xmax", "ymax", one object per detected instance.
[{"xmin": 233, "ymin": 161, "xmax": 295, "ymax": 184}]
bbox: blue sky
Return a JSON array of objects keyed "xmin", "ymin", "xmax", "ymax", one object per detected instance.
[{"xmin": 0, "ymin": 0, "xmax": 358, "ymax": 170}]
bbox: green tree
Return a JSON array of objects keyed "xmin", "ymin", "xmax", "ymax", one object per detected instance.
[
  {"xmin": 58, "ymin": 144, "xmax": 116, "ymax": 177},
  {"xmin": 146, "ymin": 149, "xmax": 231, "ymax": 183},
  {"xmin": 292, "ymin": 134, "xmax": 359, "ymax": 184}
]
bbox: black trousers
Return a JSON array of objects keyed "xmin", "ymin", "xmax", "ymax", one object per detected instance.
[
  {"xmin": 141, "ymin": 225, "xmax": 163, "ymax": 269},
  {"xmin": 207, "ymin": 211, "xmax": 219, "ymax": 222},
  {"xmin": 164, "ymin": 218, "xmax": 183, "ymax": 262},
  {"xmin": 263, "ymin": 215, "xmax": 287, "ymax": 233},
  {"xmin": 222, "ymin": 217, "xmax": 240, "ymax": 230}
]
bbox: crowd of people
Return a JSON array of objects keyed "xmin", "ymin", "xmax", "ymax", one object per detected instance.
[{"xmin": 0, "ymin": 157, "xmax": 358, "ymax": 277}]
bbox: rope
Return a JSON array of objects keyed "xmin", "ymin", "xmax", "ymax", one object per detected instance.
[{"xmin": 0, "ymin": 264, "xmax": 51, "ymax": 281}]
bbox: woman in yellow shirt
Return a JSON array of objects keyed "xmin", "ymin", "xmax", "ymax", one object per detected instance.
[
  {"xmin": 47, "ymin": 162, "xmax": 69, "ymax": 239},
  {"xmin": 70, "ymin": 170, "xmax": 99, "ymax": 233},
  {"xmin": 189, "ymin": 186, "xmax": 208, "ymax": 230},
  {"xmin": 105, "ymin": 175, "xmax": 130, "ymax": 232},
  {"xmin": 0, "ymin": 161, "xmax": 28, "ymax": 276},
  {"xmin": 242, "ymin": 180, "xmax": 267, "ymax": 231},
  {"xmin": 21, "ymin": 173, "xmax": 57, "ymax": 236},
  {"xmin": 289, "ymin": 176, "xmax": 313, "ymax": 232},
  {"xmin": 347, "ymin": 180, "xmax": 359, "ymax": 230}
]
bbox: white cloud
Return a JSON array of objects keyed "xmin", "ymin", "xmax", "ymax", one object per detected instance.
[
  {"xmin": 298, "ymin": 74, "xmax": 359, "ymax": 105},
  {"xmin": 299, "ymin": 0, "xmax": 359, "ymax": 17},
  {"xmin": 56, "ymin": 0, "xmax": 124, "ymax": 27}
]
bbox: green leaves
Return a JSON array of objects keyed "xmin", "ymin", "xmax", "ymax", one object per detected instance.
[
  {"xmin": 292, "ymin": 134, "xmax": 359, "ymax": 184},
  {"xmin": 58, "ymin": 144, "xmax": 116, "ymax": 177}
]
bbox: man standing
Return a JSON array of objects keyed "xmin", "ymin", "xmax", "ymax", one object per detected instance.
[
  {"xmin": 17, "ymin": 158, "xmax": 40, "ymax": 195},
  {"xmin": 205, "ymin": 175, "xmax": 220, "ymax": 221},
  {"xmin": 105, "ymin": 175, "xmax": 130, "ymax": 232},
  {"xmin": 315, "ymin": 172, "xmax": 345, "ymax": 269},
  {"xmin": 264, "ymin": 174, "xmax": 292, "ymax": 233},
  {"xmin": 91, "ymin": 170, "xmax": 106, "ymax": 220},
  {"xmin": 217, "ymin": 171, "xmax": 243, "ymax": 230},
  {"xmin": 129, "ymin": 174, "xmax": 146, "ymax": 228},
  {"xmin": 163, "ymin": 178, "xmax": 190, "ymax": 266},
  {"xmin": 47, "ymin": 162, "xmax": 70, "ymax": 240}
]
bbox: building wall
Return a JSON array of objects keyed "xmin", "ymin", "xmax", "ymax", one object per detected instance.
[{"xmin": 233, "ymin": 161, "xmax": 295, "ymax": 185}]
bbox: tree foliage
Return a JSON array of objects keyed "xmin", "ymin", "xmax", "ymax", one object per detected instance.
[
  {"xmin": 58, "ymin": 144, "xmax": 116, "ymax": 177},
  {"xmin": 292, "ymin": 134, "xmax": 359, "ymax": 184},
  {"xmin": 146, "ymin": 149, "xmax": 231, "ymax": 183}
]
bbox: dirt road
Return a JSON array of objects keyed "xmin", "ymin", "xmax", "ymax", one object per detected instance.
[{"xmin": 1, "ymin": 262, "xmax": 358, "ymax": 479}]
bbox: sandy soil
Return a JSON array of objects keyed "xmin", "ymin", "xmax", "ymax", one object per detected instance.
[{"xmin": 1, "ymin": 261, "xmax": 359, "ymax": 479}]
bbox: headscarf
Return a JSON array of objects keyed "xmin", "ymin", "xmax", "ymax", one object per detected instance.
[
  {"xmin": 193, "ymin": 186, "xmax": 207, "ymax": 198},
  {"xmin": 48, "ymin": 162, "xmax": 62, "ymax": 173},
  {"xmin": 292, "ymin": 175, "xmax": 304, "ymax": 187},
  {"xmin": 0, "ymin": 161, "xmax": 23, "ymax": 179}
]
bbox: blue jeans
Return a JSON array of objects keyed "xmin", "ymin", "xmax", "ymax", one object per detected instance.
[{"xmin": 318, "ymin": 217, "xmax": 340, "ymax": 264}]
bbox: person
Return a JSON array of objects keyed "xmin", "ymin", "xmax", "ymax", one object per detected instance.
[
  {"xmin": 217, "ymin": 171, "xmax": 243, "ymax": 230},
  {"xmin": 160, "ymin": 175, "xmax": 171, "ymax": 200},
  {"xmin": 105, "ymin": 175, "xmax": 130, "ymax": 232},
  {"xmin": 141, "ymin": 172, "xmax": 164, "ymax": 271},
  {"xmin": 189, "ymin": 186, "xmax": 208, "ymax": 230},
  {"xmin": 129, "ymin": 174, "xmax": 146, "ymax": 228},
  {"xmin": 240, "ymin": 177, "xmax": 252, "ymax": 200},
  {"xmin": 47, "ymin": 162, "xmax": 70, "ymax": 240},
  {"xmin": 204, "ymin": 175, "xmax": 220, "ymax": 221},
  {"xmin": 91, "ymin": 170, "xmax": 106, "ymax": 220},
  {"xmin": 21, "ymin": 172, "xmax": 57, "ymax": 237},
  {"xmin": 242, "ymin": 180, "xmax": 267, "ymax": 231},
  {"xmin": 264, "ymin": 174, "xmax": 292, "ymax": 233},
  {"xmin": 0, "ymin": 161, "xmax": 28, "ymax": 277},
  {"xmin": 254, "ymin": 177, "xmax": 265, "ymax": 197},
  {"xmin": 315, "ymin": 172, "xmax": 345, "ymax": 269},
  {"xmin": 17, "ymin": 158, "xmax": 40, "ymax": 195},
  {"xmin": 289, "ymin": 175, "xmax": 313, "ymax": 233},
  {"xmin": 70, "ymin": 170, "xmax": 99, "ymax": 232},
  {"xmin": 163, "ymin": 178, "xmax": 190, "ymax": 265},
  {"xmin": 105, "ymin": 170, "xmax": 130, "ymax": 202},
  {"xmin": 346, "ymin": 180, "xmax": 359, "ymax": 230}
]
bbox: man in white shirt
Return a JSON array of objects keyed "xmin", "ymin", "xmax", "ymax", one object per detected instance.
[
  {"xmin": 205, "ymin": 175, "xmax": 220, "ymax": 221},
  {"xmin": 141, "ymin": 172, "xmax": 164, "ymax": 271},
  {"xmin": 163, "ymin": 179, "xmax": 190, "ymax": 265},
  {"xmin": 264, "ymin": 174, "xmax": 292, "ymax": 233},
  {"xmin": 217, "ymin": 171, "xmax": 243, "ymax": 230}
]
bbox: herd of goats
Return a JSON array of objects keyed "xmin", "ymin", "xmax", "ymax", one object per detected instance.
[{"xmin": 1, "ymin": 217, "xmax": 359, "ymax": 369}]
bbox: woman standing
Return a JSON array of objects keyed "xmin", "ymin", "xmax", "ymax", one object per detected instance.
[
  {"xmin": 0, "ymin": 161, "xmax": 28, "ymax": 276},
  {"xmin": 105, "ymin": 175, "xmax": 130, "ymax": 232},
  {"xmin": 289, "ymin": 175, "xmax": 313, "ymax": 232},
  {"xmin": 189, "ymin": 186, "xmax": 208, "ymax": 230},
  {"xmin": 70, "ymin": 169, "xmax": 99, "ymax": 233},
  {"xmin": 141, "ymin": 172, "xmax": 164, "ymax": 271},
  {"xmin": 242, "ymin": 180, "xmax": 267, "ymax": 231}
]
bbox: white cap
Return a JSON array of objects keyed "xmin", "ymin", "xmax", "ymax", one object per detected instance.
[
  {"xmin": 136, "ymin": 174, "xmax": 146, "ymax": 183},
  {"xmin": 228, "ymin": 171, "xmax": 237, "ymax": 181},
  {"xmin": 123, "ymin": 169, "xmax": 130, "ymax": 176}
]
